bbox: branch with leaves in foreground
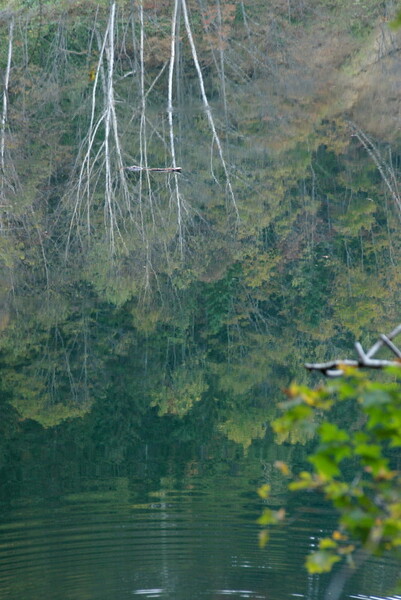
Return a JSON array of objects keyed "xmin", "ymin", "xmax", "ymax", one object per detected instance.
[
  {"xmin": 305, "ymin": 324, "xmax": 401, "ymax": 377},
  {"xmin": 258, "ymin": 366, "xmax": 401, "ymax": 600}
]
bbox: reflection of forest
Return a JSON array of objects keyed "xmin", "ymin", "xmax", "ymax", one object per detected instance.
[{"xmin": 1, "ymin": 0, "xmax": 401, "ymax": 456}]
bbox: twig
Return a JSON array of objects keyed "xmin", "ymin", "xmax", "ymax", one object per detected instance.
[{"xmin": 348, "ymin": 121, "xmax": 401, "ymax": 217}]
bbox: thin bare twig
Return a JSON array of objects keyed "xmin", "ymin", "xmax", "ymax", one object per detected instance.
[{"xmin": 348, "ymin": 121, "xmax": 401, "ymax": 217}]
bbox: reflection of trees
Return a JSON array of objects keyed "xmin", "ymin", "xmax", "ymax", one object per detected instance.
[
  {"xmin": 0, "ymin": 3, "xmax": 401, "ymax": 448},
  {"xmin": 1, "ymin": 6, "xmax": 401, "ymax": 600}
]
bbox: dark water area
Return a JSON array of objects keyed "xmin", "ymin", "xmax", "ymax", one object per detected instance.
[
  {"xmin": 2, "ymin": 1, "xmax": 401, "ymax": 598},
  {"xmin": 0, "ymin": 421, "xmax": 400, "ymax": 600}
]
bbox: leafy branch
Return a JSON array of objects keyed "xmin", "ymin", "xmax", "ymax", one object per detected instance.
[{"xmin": 259, "ymin": 329, "xmax": 401, "ymax": 599}]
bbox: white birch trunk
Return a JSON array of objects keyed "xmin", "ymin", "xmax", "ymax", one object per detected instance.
[
  {"xmin": 181, "ymin": 0, "xmax": 238, "ymax": 218},
  {"xmin": 0, "ymin": 17, "xmax": 14, "ymax": 198}
]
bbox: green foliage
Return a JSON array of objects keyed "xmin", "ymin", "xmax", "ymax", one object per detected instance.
[
  {"xmin": 202, "ymin": 265, "xmax": 240, "ymax": 335},
  {"xmin": 259, "ymin": 368, "xmax": 401, "ymax": 574},
  {"xmin": 257, "ymin": 484, "xmax": 286, "ymax": 548},
  {"xmin": 218, "ymin": 407, "xmax": 269, "ymax": 450},
  {"xmin": 389, "ymin": 10, "xmax": 401, "ymax": 30},
  {"xmin": 150, "ymin": 357, "xmax": 208, "ymax": 418},
  {"xmin": 2, "ymin": 0, "xmax": 401, "ymax": 454}
]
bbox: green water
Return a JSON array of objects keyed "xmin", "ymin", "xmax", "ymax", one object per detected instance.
[
  {"xmin": 1, "ymin": 417, "xmax": 400, "ymax": 599},
  {"xmin": 1, "ymin": 1, "xmax": 401, "ymax": 597}
]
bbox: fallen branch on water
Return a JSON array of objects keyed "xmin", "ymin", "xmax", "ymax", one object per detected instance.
[
  {"xmin": 305, "ymin": 324, "xmax": 401, "ymax": 377},
  {"xmin": 124, "ymin": 165, "xmax": 182, "ymax": 173}
]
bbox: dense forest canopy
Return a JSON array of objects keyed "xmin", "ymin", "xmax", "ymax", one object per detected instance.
[{"xmin": 0, "ymin": 0, "xmax": 401, "ymax": 450}]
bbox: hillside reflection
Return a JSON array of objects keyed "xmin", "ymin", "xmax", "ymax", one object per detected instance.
[{"xmin": 1, "ymin": 2, "xmax": 401, "ymax": 598}]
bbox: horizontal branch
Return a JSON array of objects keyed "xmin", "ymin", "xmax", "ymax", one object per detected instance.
[
  {"xmin": 124, "ymin": 165, "xmax": 182, "ymax": 173},
  {"xmin": 305, "ymin": 324, "xmax": 401, "ymax": 377},
  {"xmin": 305, "ymin": 358, "xmax": 401, "ymax": 377}
]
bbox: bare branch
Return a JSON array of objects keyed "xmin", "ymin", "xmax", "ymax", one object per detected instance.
[
  {"xmin": 306, "ymin": 324, "xmax": 401, "ymax": 377},
  {"xmin": 348, "ymin": 121, "xmax": 401, "ymax": 218},
  {"xmin": 0, "ymin": 17, "xmax": 14, "ymax": 199},
  {"xmin": 168, "ymin": 0, "xmax": 185, "ymax": 253},
  {"xmin": 181, "ymin": 0, "xmax": 239, "ymax": 218}
]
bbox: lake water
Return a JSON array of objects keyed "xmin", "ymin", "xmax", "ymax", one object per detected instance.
[
  {"xmin": 1, "ymin": 2, "xmax": 401, "ymax": 598},
  {"xmin": 1, "ymin": 423, "xmax": 400, "ymax": 600}
]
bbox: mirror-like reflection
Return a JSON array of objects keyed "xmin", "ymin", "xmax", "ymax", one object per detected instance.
[
  {"xmin": 1, "ymin": 450, "xmax": 400, "ymax": 600},
  {"xmin": 1, "ymin": 1, "xmax": 401, "ymax": 598}
]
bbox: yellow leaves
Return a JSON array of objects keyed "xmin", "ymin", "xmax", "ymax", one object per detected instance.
[
  {"xmin": 257, "ymin": 509, "xmax": 285, "ymax": 547},
  {"xmin": 276, "ymin": 508, "xmax": 286, "ymax": 521},
  {"xmin": 257, "ymin": 508, "xmax": 276, "ymax": 525},
  {"xmin": 388, "ymin": 502, "xmax": 401, "ymax": 519},
  {"xmin": 284, "ymin": 383, "xmax": 333, "ymax": 409},
  {"xmin": 241, "ymin": 249, "xmax": 280, "ymax": 290},
  {"xmin": 218, "ymin": 409, "xmax": 268, "ymax": 450},
  {"xmin": 257, "ymin": 484, "xmax": 271, "ymax": 500},
  {"xmin": 274, "ymin": 460, "xmax": 291, "ymax": 476},
  {"xmin": 372, "ymin": 467, "xmax": 397, "ymax": 481},
  {"xmin": 332, "ymin": 530, "xmax": 348, "ymax": 541},
  {"xmin": 288, "ymin": 471, "xmax": 314, "ymax": 491},
  {"xmin": 306, "ymin": 550, "xmax": 341, "ymax": 574},
  {"xmin": 319, "ymin": 537, "xmax": 337, "ymax": 550},
  {"xmin": 338, "ymin": 544, "xmax": 355, "ymax": 555},
  {"xmin": 336, "ymin": 197, "xmax": 377, "ymax": 237},
  {"xmin": 285, "ymin": 382, "xmax": 300, "ymax": 398},
  {"xmin": 257, "ymin": 485, "xmax": 286, "ymax": 548},
  {"xmin": 258, "ymin": 529, "xmax": 269, "ymax": 548}
]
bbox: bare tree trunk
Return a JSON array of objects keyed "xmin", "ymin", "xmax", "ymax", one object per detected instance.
[
  {"xmin": 216, "ymin": 0, "xmax": 228, "ymax": 127},
  {"xmin": 181, "ymin": 0, "xmax": 239, "ymax": 218},
  {"xmin": 65, "ymin": 2, "xmax": 132, "ymax": 256},
  {"xmin": 168, "ymin": 0, "xmax": 185, "ymax": 253},
  {"xmin": 0, "ymin": 17, "xmax": 14, "ymax": 207},
  {"xmin": 138, "ymin": 0, "xmax": 154, "ymax": 291}
]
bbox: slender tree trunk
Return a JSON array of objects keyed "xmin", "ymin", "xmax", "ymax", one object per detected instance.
[
  {"xmin": 0, "ymin": 17, "xmax": 14, "ymax": 203},
  {"xmin": 168, "ymin": 0, "xmax": 185, "ymax": 252},
  {"xmin": 181, "ymin": 0, "xmax": 238, "ymax": 218},
  {"xmin": 66, "ymin": 2, "xmax": 133, "ymax": 256}
]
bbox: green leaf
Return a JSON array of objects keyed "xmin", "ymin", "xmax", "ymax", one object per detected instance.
[
  {"xmin": 324, "ymin": 480, "xmax": 350, "ymax": 499},
  {"xmin": 319, "ymin": 423, "xmax": 349, "ymax": 443},
  {"xmin": 354, "ymin": 443, "xmax": 381, "ymax": 459},
  {"xmin": 257, "ymin": 484, "xmax": 271, "ymax": 499},
  {"xmin": 319, "ymin": 537, "xmax": 338, "ymax": 550},
  {"xmin": 273, "ymin": 403, "xmax": 313, "ymax": 430},
  {"xmin": 362, "ymin": 390, "xmax": 391, "ymax": 408},
  {"xmin": 309, "ymin": 454, "xmax": 340, "ymax": 478},
  {"xmin": 288, "ymin": 471, "xmax": 314, "ymax": 491},
  {"xmin": 330, "ymin": 445, "xmax": 352, "ymax": 462},
  {"xmin": 305, "ymin": 550, "xmax": 341, "ymax": 574},
  {"xmin": 257, "ymin": 508, "xmax": 278, "ymax": 526}
]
